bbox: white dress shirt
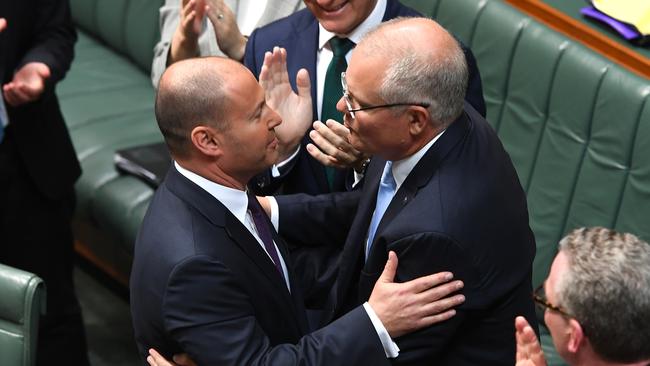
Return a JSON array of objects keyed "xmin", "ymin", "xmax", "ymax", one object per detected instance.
[{"xmin": 175, "ymin": 162, "xmax": 291, "ymax": 290}]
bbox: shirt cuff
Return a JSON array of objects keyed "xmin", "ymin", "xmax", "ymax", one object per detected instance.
[
  {"xmin": 268, "ymin": 196, "xmax": 280, "ymax": 232},
  {"xmin": 272, "ymin": 145, "xmax": 301, "ymax": 178},
  {"xmin": 363, "ymin": 302, "xmax": 400, "ymax": 358}
]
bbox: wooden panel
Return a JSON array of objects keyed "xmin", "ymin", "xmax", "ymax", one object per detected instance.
[{"xmin": 505, "ymin": 0, "xmax": 650, "ymax": 79}]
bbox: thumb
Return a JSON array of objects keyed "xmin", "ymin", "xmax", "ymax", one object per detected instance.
[
  {"xmin": 379, "ymin": 251, "xmax": 398, "ymax": 283},
  {"xmin": 296, "ymin": 68, "xmax": 311, "ymax": 99},
  {"xmin": 38, "ymin": 64, "xmax": 51, "ymax": 80}
]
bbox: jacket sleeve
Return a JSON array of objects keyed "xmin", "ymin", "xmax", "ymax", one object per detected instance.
[
  {"xmin": 163, "ymin": 255, "xmax": 390, "ymax": 366},
  {"xmin": 21, "ymin": 0, "xmax": 77, "ymax": 86}
]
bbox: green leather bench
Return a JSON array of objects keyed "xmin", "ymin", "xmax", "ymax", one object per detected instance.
[
  {"xmin": 402, "ymin": 0, "xmax": 650, "ymax": 364},
  {"xmin": 57, "ymin": 0, "xmax": 164, "ymax": 282},
  {"xmin": 0, "ymin": 264, "xmax": 45, "ymax": 366},
  {"xmin": 57, "ymin": 0, "xmax": 649, "ymax": 363}
]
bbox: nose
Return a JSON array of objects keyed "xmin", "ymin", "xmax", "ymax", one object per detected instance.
[{"xmin": 336, "ymin": 96, "xmax": 347, "ymax": 114}]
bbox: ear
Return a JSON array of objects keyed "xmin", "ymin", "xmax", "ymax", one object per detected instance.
[
  {"xmin": 406, "ymin": 105, "xmax": 430, "ymax": 136},
  {"xmin": 567, "ymin": 318, "xmax": 585, "ymax": 354},
  {"xmin": 190, "ymin": 125, "xmax": 223, "ymax": 158}
]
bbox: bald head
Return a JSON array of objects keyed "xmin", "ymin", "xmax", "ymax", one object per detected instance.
[
  {"xmin": 354, "ymin": 17, "xmax": 468, "ymax": 126},
  {"xmin": 155, "ymin": 57, "xmax": 244, "ymax": 159}
]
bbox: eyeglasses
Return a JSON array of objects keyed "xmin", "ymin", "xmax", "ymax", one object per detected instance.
[
  {"xmin": 533, "ymin": 283, "xmax": 573, "ymax": 318},
  {"xmin": 340, "ymin": 72, "xmax": 431, "ymax": 120}
]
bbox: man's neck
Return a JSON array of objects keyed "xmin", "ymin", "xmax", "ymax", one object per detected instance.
[{"xmin": 175, "ymin": 158, "xmax": 248, "ymax": 191}]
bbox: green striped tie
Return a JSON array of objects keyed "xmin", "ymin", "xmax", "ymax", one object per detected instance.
[{"xmin": 321, "ymin": 37, "xmax": 355, "ymax": 189}]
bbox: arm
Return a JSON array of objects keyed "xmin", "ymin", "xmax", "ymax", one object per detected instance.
[
  {"xmin": 160, "ymin": 253, "xmax": 465, "ymax": 365},
  {"xmin": 3, "ymin": 0, "xmax": 75, "ymax": 106}
]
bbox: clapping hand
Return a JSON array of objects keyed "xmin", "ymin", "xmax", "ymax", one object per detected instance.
[
  {"xmin": 515, "ymin": 316, "xmax": 547, "ymax": 366},
  {"xmin": 306, "ymin": 120, "xmax": 369, "ymax": 172},
  {"xmin": 259, "ymin": 47, "xmax": 312, "ymax": 162},
  {"xmin": 3, "ymin": 62, "xmax": 51, "ymax": 106}
]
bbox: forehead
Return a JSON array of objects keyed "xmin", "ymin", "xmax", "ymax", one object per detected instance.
[{"xmin": 346, "ymin": 50, "xmax": 387, "ymax": 94}]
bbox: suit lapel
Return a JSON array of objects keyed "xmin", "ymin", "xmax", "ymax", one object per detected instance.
[
  {"xmin": 371, "ymin": 112, "xmax": 472, "ymax": 252},
  {"xmin": 165, "ymin": 167, "xmax": 295, "ymax": 307}
]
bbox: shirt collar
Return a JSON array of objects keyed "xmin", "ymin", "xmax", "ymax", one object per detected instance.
[
  {"xmin": 391, "ymin": 130, "xmax": 446, "ymax": 190},
  {"xmin": 318, "ymin": 0, "xmax": 387, "ymax": 50},
  {"xmin": 174, "ymin": 162, "xmax": 249, "ymax": 223}
]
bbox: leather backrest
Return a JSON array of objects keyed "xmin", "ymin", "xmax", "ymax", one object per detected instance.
[
  {"xmin": 69, "ymin": 0, "xmax": 163, "ymax": 72},
  {"xmin": 0, "ymin": 264, "xmax": 45, "ymax": 366},
  {"xmin": 406, "ymin": 0, "xmax": 650, "ymax": 286}
]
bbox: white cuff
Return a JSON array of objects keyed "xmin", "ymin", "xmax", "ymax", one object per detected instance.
[
  {"xmin": 363, "ymin": 302, "xmax": 400, "ymax": 358},
  {"xmin": 268, "ymin": 196, "xmax": 280, "ymax": 232},
  {"xmin": 272, "ymin": 145, "xmax": 301, "ymax": 178}
]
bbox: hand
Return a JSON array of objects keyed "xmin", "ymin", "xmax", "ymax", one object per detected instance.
[
  {"xmin": 147, "ymin": 349, "xmax": 197, "ymax": 366},
  {"xmin": 259, "ymin": 47, "xmax": 312, "ymax": 162},
  {"xmin": 205, "ymin": 0, "xmax": 247, "ymax": 60},
  {"xmin": 0, "ymin": 18, "xmax": 6, "ymax": 32},
  {"xmin": 3, "ymin": 62, "xmax": 51, "ymax": 106},
  {"xmin": 368, "ymin": 251, "xmax": 465, "ymax": 338},
  {"xmin": 169, "ymin": 0, "xmax": 207, "ymax": 64},
  {"xmin": 515, "ymin": 316, "xmax": 547, "ymax": 366},
  {"xmin": 306, "ymin": 120, "xmax": 369, "ymax": 171}
]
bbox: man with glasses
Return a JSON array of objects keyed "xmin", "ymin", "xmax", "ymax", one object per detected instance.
[
  {"xmin": 516, "ymin": 227, "xmax": 650, "ymax": 366},
  {"xmin": 264, "ymin": 17, "xmax": 537, "ymax": 365}
]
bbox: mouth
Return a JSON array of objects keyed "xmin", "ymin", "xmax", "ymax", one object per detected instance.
[
  {"xmin": 319, "ymin": 1, "xmax": 349, "ymax": 14},
  {"xmin": 268, "ymin": 137, "xmax": 279, "ymax": 150}
]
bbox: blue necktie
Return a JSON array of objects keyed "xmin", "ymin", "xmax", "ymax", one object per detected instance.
[{"xmin": 366, "ymin": 161, "xmax": 396, "ymax": 259}]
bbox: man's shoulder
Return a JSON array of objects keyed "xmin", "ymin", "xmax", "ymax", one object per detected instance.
[{"xmin": 253, "ymin": 8, "xmax": 316, "ymax": 42}]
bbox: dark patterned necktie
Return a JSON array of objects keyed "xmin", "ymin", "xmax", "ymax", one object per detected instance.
[{"xmin": 247, "ymin": 192, "xmax": 284, "ymax": 277}]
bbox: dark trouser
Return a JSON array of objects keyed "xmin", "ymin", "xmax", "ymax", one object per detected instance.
[{"xmin": 0, "ymin": 132, "xmax": 89, "ymax": 366}]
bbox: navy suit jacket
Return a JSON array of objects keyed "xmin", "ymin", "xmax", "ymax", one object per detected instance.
[
  {"xmin": 277, "ymin": 104, "xmax": 538, "ymax": 365},
  {"xmin": 130, "ymin": 166, "xmax": 390, "ymax": 365},
  {"xmin": 244, "ymin": 0, "xmax": 486, "ymax": 196}
]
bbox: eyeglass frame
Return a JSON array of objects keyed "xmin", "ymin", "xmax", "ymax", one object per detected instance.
[
  {"xmin": 340, "ymin": 72, "xmax": 431, "ymax": 120},
  {"xmin": 532, "ymin": 283, "xmax": 573, "ymax": 319}
]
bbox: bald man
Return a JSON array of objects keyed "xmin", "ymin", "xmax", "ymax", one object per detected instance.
[
  {"xmin": 130, "ymin": 56, "xmax": 466, "ymax": 366},
  {"xmin": 272, "ymin": 17, "xmax": 538, "ymax": 365}
]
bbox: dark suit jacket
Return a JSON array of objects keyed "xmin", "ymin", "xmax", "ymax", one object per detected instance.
[
  {"xmin": 244, "ymin": 0, "xmax": 486, "ymax": 196},
  {"xmin": 0, "ymin": 0, "xmax": 80, "ymax": 200},
  {"xmin": 278, "ymin": 104, "xmax": 538, "ymax": 365},
  {"xmin": 130, "ymin": 166, "xmax": 390, "ymax": 365}
]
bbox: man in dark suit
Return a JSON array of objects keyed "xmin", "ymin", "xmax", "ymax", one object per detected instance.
[
  {"xmin": 270, "ymin": 18, "xmax": 538, "ymax": 365},
  {"xmin": 244, "ymin": 0, "xmax": 486, "ymax": 196},
  {"xmin": 0, "ymin": 1, "xmax": 89, "ymax": 365},
  {"xmin": 130, "ymin": 56, "xmax": 466, "ymax": 365}
]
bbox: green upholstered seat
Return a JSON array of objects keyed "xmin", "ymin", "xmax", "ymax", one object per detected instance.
[
  {"xmin": 57, "ymin": 0, "xmax": 163, "ymax": 271},
  {"xmin": 0, "ymin": 264, "xmax": 45, "ymax": 366}
]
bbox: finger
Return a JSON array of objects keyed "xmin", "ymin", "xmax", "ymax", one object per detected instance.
[
  {"xmin": 306, "ymin": 143, "xmax": 343, "ymax": 168},
  {"xmin": 4, "ymin": 85, "xmax": 26, "ymax": 106},
  {"xmin": 417, "ymin": 309, "xmax": 457, "ymax": 328},
  {"xmin": 295, "ymin": 68, "xmax": 311, "ymax": 99},
  {"xmin": 35, "ymin": 64, "xmax": 51, "ymax": 80},
  {"xmin": 308, "ymin": 129, "xmax": 349, "ymax": 161},
  {"xmin": 279, "ymin": 48, "xmax": 289, "ymax": 85},
  {"xmin": 147, "ymin": 355, "xmax": 158, "ymax": 366},
  {"xmin": 182, "ymin": 0, "xmax": 195, "ymax": 18},
  {"xmin": 313, "ymin": 120, "xmax": 346, "ymax": 146},
  {"xmin": 522, "ymin": 325, "xmax": 543, "ymax": 358},
  {"xmin": 419, "ymin": 293, "xmax": 465, "ymax": 318},
  {"xmin": 0, "ymin": 18, "xmax": 6, "ymax": 32},
  {"xmin": 404, "ymin": 271, "xmax": 455, "ymax": 294},
  {"xmin": 173, "ymin": 353, "xmax": 197, "ymax": 366},
  {"xmin": 378, "ymin": 251, "xmax": 398, "ymax": 283},
  {"xmin": 259, "ymin": 51, "xmax": 273, "ymax": 87},
  {"xmin": 12, "ymin": 82, "xmax": 38, "ymax": 103},
  {"xmin": 515, "ymin": 316, "xmax": 529, "ymax": 332},
  {"xmin": 419, "ymin": 280, "xmax": 464, "ymax": 304}
]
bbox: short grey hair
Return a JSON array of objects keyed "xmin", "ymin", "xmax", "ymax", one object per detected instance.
[
  {"xmin": 359, "ymin": 17, "xmax": 468, "ymax": 127},
  {"xmin": 155, "ymin": 57, "xmax": 230, "ymax": 158},
  {"xmin": 555, "ymin": 227, "xmax": 650, "ymax": 363}
]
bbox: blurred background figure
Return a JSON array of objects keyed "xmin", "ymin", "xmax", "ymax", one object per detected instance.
[
  {"xmin": 151, "ymin": 0, "xmax": 304, "ymax": 87},
  {"xmin": 516, "ymin": 227, "xmax": 650, "ymax": 366},
  {"xmin": 0, "ymin": 1, "xmax": 89, "ymax": 365}
]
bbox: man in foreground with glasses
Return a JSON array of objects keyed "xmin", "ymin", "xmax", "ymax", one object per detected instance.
[
  {"xmin": 260, "ymin": 17, "xmax": 538, "ymax": 365},
  {"xmin": 516, "ymin": 227, "xmax": 650, "ymax": 366}
]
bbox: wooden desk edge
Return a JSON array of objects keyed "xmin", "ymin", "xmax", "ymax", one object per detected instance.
[{"xmin": 505, "ymin": 0, "xmax": 650, "ymax": 79}]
